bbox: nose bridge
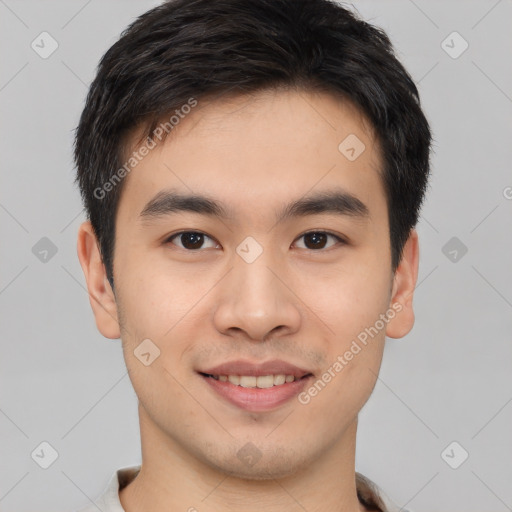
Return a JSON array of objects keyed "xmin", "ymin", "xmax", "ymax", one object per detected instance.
[
  {"xmin": 234, "ymin": 239, "xmax": 282, "ymax": 311},
  {"xmin": 212, "ymin": 238, "xmax": 301, "ymax": 340}
]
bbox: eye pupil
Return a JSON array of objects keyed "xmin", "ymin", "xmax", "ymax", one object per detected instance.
[
  {"xmin": 181, "ymin": 232, "xmax": 204, "ymax": 249},
  {"xmin": 304, "ymin": 232, "xmax": 327, "ymax": 249}
]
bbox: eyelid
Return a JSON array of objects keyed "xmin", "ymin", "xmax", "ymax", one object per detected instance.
[
  {"xmin": 164, "ymin": 229, "xmax": 348, "ymax": 251},
  {"xmin": 293, "ymin": 230, "xmax": 348, "ymax": 249},
  {"xmin": 165, "ymin": 230, "xmax": 219, "ymax": 249}
]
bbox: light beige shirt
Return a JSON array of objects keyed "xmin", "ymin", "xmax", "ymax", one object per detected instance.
[{"xmin": 75, "ymin": 465, "xmax": 405, "ymax": 512}]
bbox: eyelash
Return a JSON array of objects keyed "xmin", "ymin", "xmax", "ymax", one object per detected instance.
[{"xmin": 163, "ymin": 230, "xmax": 347, "ymax": 252}]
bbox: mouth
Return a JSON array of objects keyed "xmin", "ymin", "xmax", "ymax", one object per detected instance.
[
  {"xmin": 197, "ymin": 371, "xmax": 314, "ymax": 412},
  {"xmin": 199, "ymin": 372, "xmax": 312, "ymax": 388}
]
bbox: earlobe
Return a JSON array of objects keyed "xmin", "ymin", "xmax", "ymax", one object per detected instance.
[
  {"xmin": 385, "ymin": 229, "xmax": 420, "ymax": 339},
  {"xmin": 76, "ymin": 221, "xmax": 121, "ymax": 339}
]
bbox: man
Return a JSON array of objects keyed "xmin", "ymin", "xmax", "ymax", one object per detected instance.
[{"xmin": 74, "ymin": 0, "xmax": 431, "ymax": 510}]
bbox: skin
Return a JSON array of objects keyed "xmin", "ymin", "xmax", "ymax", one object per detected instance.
[{"xmin": 77, "ymin": 88, "xmax": 419, "ymax": 512}]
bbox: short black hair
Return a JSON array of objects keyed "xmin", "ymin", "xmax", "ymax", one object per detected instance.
[{"xmin": 74, "ymin": 0, "xmax": 432, "ymax": 291}]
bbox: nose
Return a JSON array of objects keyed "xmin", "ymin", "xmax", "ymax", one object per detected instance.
[{"xmin": 212, "ymin": 249, "xmax": 302, "ymax": 341}]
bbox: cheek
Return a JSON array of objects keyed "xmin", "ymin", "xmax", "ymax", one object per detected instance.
[
  {"xmin": 118, "ymin": 255, "xmax": 198, "ymax": 338},
  {"xmin": 295, "ymin": 336, "xmax": 384, "ymax": 444},
  {"xmin": 116, "ymin": 262, "xmax": 205, "ymax": 387},
  {"xmin": 290, "ymin": 256, "xmax": 390, "ymax": 409},
  {"xmin": 293, "ymin": 258, "xmax": 391, "ymax": 337}
]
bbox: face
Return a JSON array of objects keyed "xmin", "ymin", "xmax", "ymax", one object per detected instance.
[{"xmin": 78, "ymin": 88, "xmax": 418, "ymax": 479}]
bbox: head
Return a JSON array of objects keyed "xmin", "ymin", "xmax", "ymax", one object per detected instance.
[{"xmin": 76, "ymin": 0, "xmax": 430, "ymax": 485}]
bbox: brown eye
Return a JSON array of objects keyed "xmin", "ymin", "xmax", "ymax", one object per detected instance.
[
  {"xmin": 166, "ymin": 231, "xmax": 218, "ymax": 250},
  {"xmin": 294, "ymin": 231, "xmax": 345, "ymax": 250}
]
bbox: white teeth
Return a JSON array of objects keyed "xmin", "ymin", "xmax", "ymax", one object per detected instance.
[
  {"xmin": 239, "ymin": 376, "xmax": 257, "ymax": 388},
  {"xmin": 256, "ymin": 375, "xmax": 274, "ymax": 388},
  {"xmin": 212, "ymin": 374, "xmax": 298, "ymax": 388},
  {"xmin": 273, "ymin": 374, "xmax": 286, "ymax": 385},
  {"xmin": 228, "ymin": 375, "xmax": 240, "ymax": 385}
]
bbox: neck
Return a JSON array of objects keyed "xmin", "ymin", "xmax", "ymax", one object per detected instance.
[{"xmin": 120, "ymin": 404, "xmax": 366, "ymax": 512}]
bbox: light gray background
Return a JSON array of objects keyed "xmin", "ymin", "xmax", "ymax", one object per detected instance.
[{"xmin": 1, "ymin": 1, "xmax": 511, "ymax": 511}]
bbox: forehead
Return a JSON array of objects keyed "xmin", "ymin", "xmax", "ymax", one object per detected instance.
[{"xmin": 116, "ymin": 88, "xmax": 385, "ymax": 225}]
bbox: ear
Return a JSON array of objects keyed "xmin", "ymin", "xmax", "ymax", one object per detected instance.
[
  {"xmin": 76, "ymin": 221, "xmax": 121, "ymax": 339},
  {"xmin": 385, "ymin": 228, "xmax": 420, "ymax": 339}
]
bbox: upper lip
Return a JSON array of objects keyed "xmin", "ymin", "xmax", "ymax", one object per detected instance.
[{"xmin": 198, "ymin": 359, "xmax": 313, "ymax": 378}]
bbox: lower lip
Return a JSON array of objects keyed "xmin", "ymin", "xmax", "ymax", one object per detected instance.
[{"xmin": 200, "ymin": 374, "xmax": 312, "ymax": 412}]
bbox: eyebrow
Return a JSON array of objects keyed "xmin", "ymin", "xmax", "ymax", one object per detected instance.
[{"xmin": 139, "ymin": 188, "xmax": 370, "ymax": 224}]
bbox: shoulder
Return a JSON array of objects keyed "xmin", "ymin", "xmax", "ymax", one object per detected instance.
[
  {"xmin": 74, "ymin": 466, "xmax": 141, "ymax": 512},
  {"xmin": 356, "ymin": 472, "xmax": 409, "ymax": 512}
]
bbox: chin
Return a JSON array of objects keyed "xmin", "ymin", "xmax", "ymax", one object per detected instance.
[{"xmin": 205, "ymin": 444, "xmax": 310, "ymax": 481}]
